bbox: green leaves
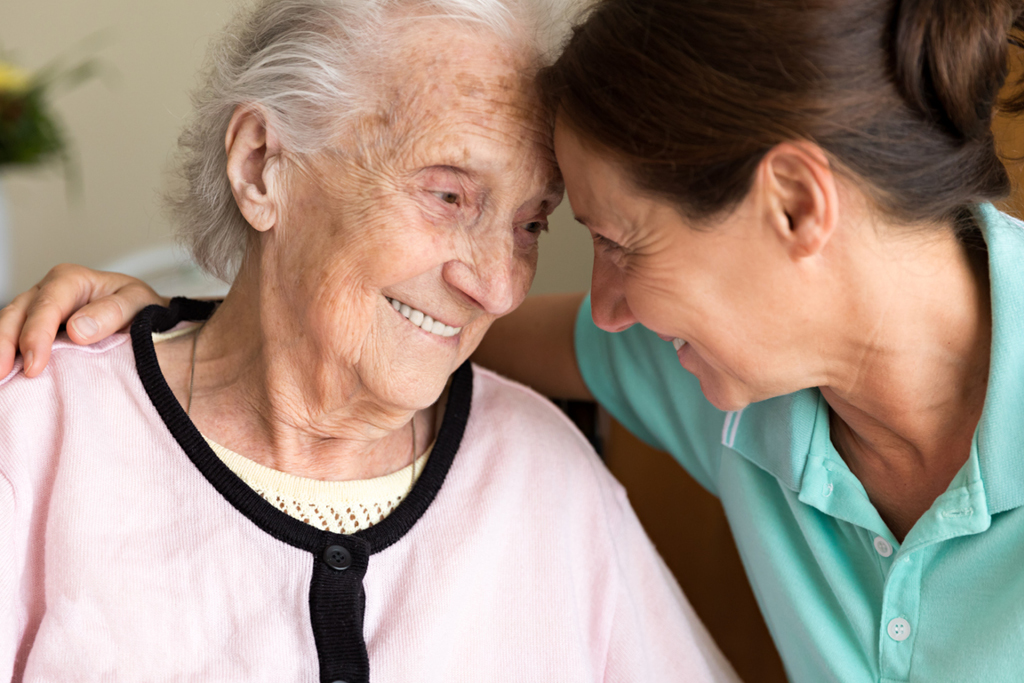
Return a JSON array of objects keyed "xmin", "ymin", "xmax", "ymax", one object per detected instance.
[{"xmin": 0, "ymin": 84, "xmax": 68, "ymax": 166}]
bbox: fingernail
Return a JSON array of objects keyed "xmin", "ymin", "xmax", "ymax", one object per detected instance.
[
  {"xmin": 71, "ymin": 316, "xmax": 99, "ymax": 338},
  {"xmin": 24, "ymin": 351, "xmax": 34, "ymax": 374}
]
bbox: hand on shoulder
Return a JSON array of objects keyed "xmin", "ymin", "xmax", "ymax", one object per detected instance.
[{"xmin": 0, "ymin": 264, "xmax": 166, "ymax": 378}]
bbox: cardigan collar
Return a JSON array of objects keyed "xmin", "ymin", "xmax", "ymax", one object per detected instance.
[{"xmin": 131, "ymin": 298, "xmax": 472, "ymax": 554}]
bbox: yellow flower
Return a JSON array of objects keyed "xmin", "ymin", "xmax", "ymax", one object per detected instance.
[{"xmin": 0, "ymin": 61, "xmax": 32, "ymax": 93}]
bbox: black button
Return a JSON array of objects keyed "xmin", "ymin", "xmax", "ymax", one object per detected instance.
[
  {"xmin": 323, "ymin": 545, "xmax": 352, "ymax": 571},
  {"xmin": 331, "ymin": 680, "xmax": 348, "ymax": 683}
]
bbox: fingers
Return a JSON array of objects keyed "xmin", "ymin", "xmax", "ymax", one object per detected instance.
[
  {"xmin": 0, "ymin": 288, "xmax": 36, "ymax": 378},
  {"xmin": 17, "ymin": 271, "xmax": 91, "ymax": 377},
  {"xmin": 65, "ymin": 282, "xmax": 169, "ymax": 344},
  {"xmin": 4, "ymin": 264, "xmax": 167, "ymax": 378}
]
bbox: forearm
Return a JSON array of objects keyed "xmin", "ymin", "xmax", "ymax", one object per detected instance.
[{"xmin": 471, "ymin": 292, "xmax": 592, "ymax": 400}]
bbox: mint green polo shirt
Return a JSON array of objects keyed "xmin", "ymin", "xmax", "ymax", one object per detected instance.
[{"xmin": 575, "ymin": 203, "xmax": 1024, "ymax": 682}]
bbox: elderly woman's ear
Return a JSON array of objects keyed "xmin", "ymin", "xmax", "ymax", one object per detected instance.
[{"xmin": 225, "ymin": 107, "xmax": 283, "ymax": 232}]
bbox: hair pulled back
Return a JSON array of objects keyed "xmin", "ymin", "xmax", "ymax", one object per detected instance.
[{"xmin": 538, "ymin": 0, "xmax": 1024, "ymax": 225}]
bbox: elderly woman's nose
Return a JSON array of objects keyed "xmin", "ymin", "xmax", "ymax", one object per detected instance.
[{"xmin": 443, "ymin": 242, "xmax": 521, "ymax": 316}]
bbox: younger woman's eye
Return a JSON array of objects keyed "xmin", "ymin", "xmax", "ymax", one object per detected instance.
[{"xmin": 433, "ymin": 191, "xmax": 460, "ymax": 205}]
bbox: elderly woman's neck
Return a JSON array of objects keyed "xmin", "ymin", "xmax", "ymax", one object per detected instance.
[{"xmin": 156, "ymin": 272, "xmax": 440, "ymax": 481}]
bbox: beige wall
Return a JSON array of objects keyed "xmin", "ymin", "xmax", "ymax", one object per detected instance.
[
  {"xmin": 531, "ymin": 202, "xmax": 592, "ymax": 296},
  {"xmin": 1, "ymin": 0, "xmax": 593, "ymax": 298}
]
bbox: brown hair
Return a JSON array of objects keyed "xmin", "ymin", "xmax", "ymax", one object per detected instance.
[{"xmin": 538, "ymin": 0, "xmax": 1024, "ymax": 224}]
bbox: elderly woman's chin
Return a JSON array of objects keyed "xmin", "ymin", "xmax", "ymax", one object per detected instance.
[{"xmin": 339, "ymin": 298, "xmax": 493, "ymax": 411}]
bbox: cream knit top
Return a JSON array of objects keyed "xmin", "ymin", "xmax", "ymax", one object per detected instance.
[
  {"xmin": 205, "ymin": 439, "xmax": 430, "ymax": 534},
  {"xmin": 154, "ymin": 326, "xmax": 430, "ymax": 534}
]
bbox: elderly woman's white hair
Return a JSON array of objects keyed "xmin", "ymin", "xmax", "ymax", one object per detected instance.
[{"xmin": 168, "ymin": 0, "xmax": 573, "ymax": 281}]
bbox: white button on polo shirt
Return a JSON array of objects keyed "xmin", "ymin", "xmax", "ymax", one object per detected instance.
[
  {"xmin": 887, "ymin": 617, "xmax": 911, "ymax": 642},
  {"xmin": 873, "ymin": 536, "xmax": 893, "ymax": 557}
]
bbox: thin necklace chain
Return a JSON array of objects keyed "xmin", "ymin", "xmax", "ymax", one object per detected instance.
[
  {"xmin": 409, "ymin": 416, "xmax": 417, "ymax": 496},
  {"xmin": 186, "ymin": 320, "xmax": 205, "ymax": 417},
  {"xmin": 186, "ymin": 320, "xmax": 418, "ymax": 496}
]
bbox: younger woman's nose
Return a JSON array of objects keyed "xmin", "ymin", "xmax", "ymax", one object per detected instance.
[{"xmin": 589, "ymin": 257, "xmax": 636, "ymax": 333}]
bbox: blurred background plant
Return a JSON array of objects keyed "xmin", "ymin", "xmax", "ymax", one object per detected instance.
[
  {"xmin": 0, "ymin": 50, "xmax": 100, "ymax": 178},
  {"xmin": 0, "ymin": 45, "xmax": 102, "ymax": 304}
]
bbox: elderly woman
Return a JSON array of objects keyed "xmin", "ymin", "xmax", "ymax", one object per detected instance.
[
  {"xmin": 0, "ymin": 1, "xmax": 740, "ymax": 681},
  {"xmin": 13, "ymin": 0, "xmax": 1024, "ymax": 682}
]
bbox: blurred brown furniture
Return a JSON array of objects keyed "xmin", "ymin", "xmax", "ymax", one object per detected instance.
[{"xmin": 994, "ymin": 50, "xmax": 1024, "ymax": 218}]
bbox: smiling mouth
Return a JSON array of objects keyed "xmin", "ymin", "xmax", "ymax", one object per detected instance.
[
  {"xmin": 672, "ymin": 338, "xmax": 687, "ymax": 351},
  {"xmin": 387, "ymin": 297, "xmax": 462, "ymax": 338}
]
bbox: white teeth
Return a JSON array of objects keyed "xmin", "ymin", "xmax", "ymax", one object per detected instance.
[
  {"xmin": 672, "ymin": 338, "xmax": 686, "ymax": 351},
  {"xmin": 387, "ymin": 297, "xmax": 462, "ymax": 338}
]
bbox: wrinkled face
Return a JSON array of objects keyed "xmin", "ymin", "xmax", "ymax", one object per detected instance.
[
  {"xmin": 554, "ymin": 119, "xmax": 810, "ymax": 411},
  {"xmin": 264, "ymin": 23, "xmax": 562, "ymax": 411}
]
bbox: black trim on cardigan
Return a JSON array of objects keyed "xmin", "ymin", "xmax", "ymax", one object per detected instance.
[{"xmin": 131, "ymin": 298, "xmax": 472, "ymax": 683}]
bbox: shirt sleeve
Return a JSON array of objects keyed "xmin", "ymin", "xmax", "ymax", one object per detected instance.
[
  {"xmin": 0, "ymin": 370, "xmax": 32, "ymax": 681},
  {"xmin": 0, "ymin": 364, "xmax": 60, "ymax": 681},
  {"xmin": 574, "ymin": 294, "xmax": 728, "ymax": 495},
  {"xmin": 0, "ymin": 469, "xmax": 17, "ymax": 680},
  {"xmin": 600, "ymin": 484, "xmax": 741, "ymax": 683}
]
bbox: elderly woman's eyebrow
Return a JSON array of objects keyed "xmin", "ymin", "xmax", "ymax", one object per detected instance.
[
  {"xmin": 545, "ymin": 179, "xmax": 566, "ymax": 199},
  {"xmin": 435, "ymin": 164, "xmax": 469, "ymax": 175},
  {"xmin": 416, "ymin": 162, "xmax": 560, "ymax": 207},
  {"xmin": 418, "ymin": 164, "xmax": 476, "ymax": 183}
]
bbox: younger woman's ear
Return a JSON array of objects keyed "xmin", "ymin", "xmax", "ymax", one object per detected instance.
[
  {"xmin": 225, "ymin": 106, "xmax": 283, "ymax": 232},
  {"xmin": 760, "ymin": 141, "xmax": 839, "ymax": 259}
]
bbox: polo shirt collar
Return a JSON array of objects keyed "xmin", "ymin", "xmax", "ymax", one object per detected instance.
[
  {"xmin": 971, "ymin": 203, "xmax": 1024, "ymax": 514},
  {"xmin": 726, "ymin": 389, "xmax": 821, "ymax": 493},
  {"xmin": 725, "ymin": 204, "xmax": 1024, "ymax": 515}
]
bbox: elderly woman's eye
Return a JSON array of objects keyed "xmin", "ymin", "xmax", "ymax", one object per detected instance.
[
  {"xmin": 433, "ymin": 191, "xmax": 460, "ymax": 205},
  {"xmin": 522, "ymin": 221, "xmax": 547, "ymax": 234}
]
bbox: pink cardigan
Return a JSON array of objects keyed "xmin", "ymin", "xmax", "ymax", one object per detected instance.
[{"xmin": 0, "ymin": 301, "xmax": 738, "ymax": 682}]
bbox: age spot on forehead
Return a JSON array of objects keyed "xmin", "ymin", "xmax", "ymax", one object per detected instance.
[
  {"xmin": 456, "ymin": 73, "xmax": 485, "ymax": 99},
  {"xmin": 344, "ymin": 18, "xmax": 553, "ymax": 170}
]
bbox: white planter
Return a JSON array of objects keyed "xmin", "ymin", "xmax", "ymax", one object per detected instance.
[{"xmin": 0, "ymin": 178, "xmax": 12, "ymax": 306}]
